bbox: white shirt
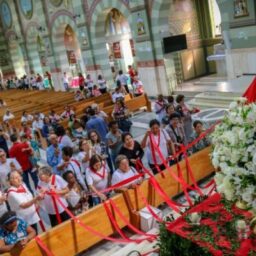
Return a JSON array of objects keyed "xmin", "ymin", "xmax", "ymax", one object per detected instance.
[
  {"xmin": 112, "ymin": 92, "xmax": 125, "ymax": 103},
  {"xmin": 21, "ymin": 114, "xmax": 33, "ymax": 123},
  {"xmin": 98, "ymin": 79, "xmax": 107, "ymax": 89},
  {"xmin": 0, "ymin": 192, "xmax": 7, "ymax": 216},
  {"xmin": 154, "ymin": 101, "xmax": 167, "ymax": 122},
  {"xmin": 63, "ymin": 75, "xmax": 69, "ymax": 84},
  {"xmin": 133, "ymin": 80, "xmax": 143, "ymax": 94},
  {"xmin": 32, "ymin": 119, "xmax": 44, "ymax": 130},
  {"xmin": 76, "ymin": 151, "xmax": 90, "ymax": 175},
  {"xmin": 111, "ymin": 168, "xmax": 140, "ymax": 188},
  {"xmin": 146, "ymin": 130, "xmax": 170, "ymax": 165},
  {"xmin": 0, "ymin": 159, "xmax": 22, "ymax": 190},
  {"xmin": 3, "ymin": 113, "xmax": 14, "ymax": 122},
  {"xmin": 58, "ymin": 135, "xmax": 74, "ymax": 148},
  {"xmin": 58, "ymin": 159, "xmax": 87, "ymax": 191},
  {"xmin": 37, "ymin": 175, "xmax": 68, "ymax": 215},
  {"xmin": 86, "ymin": 163, "xmax": 109, "ymax": 195},
  {"xmin": 97, "ymin": 111, "xmax": 108, "ymax": 120},
  {"xmin": 7, "ymin": 184, "xmax": 40, "ymax": 225}
]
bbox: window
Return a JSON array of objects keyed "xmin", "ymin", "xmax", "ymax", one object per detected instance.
[{"xmin": 209, "ymin": 0, "xmax": 222, "ymax": 37}]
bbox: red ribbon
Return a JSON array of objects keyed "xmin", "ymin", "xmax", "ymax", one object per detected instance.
[
  {"xmin": 103, "ymin": 202, "xmax": 137, "ymax": 243},
  {"xmin": 90, "ymin": 162, "xmax": 106, "ymax": 179},
  {"xmin": 108, "ymin": 199, "xmax": 156, "ymax": 240},
  {"xmin": 136, "ymin": 186, "xmax": 164, "ymax": 223},
  {"xmin": 36, "ymin": 208, "xmax": 46, "ymax": 232},
  {"xmin": 149, "ymin": 131, "xmax": 166, "ymax": 178},
  {"xmin": 35, "ymin": 236, "xmax": 55, "ymax": 256},
  {"xmin": 53, "ymin": 194, "xmax": 133, "ymax": 243},
  {"xmin": 38, "ymin": 175, "xmax": 62, "ymax": 225}
]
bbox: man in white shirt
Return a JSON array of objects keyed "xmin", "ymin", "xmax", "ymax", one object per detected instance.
[
  {"xmin": 21, "ymin": 111, "xmax": 33, "ymax": 123},
  {"xmin": 0, "ymin": 149, "xmax": 22, "ymax": 191},
  {"xmin": 91, "ymin": 103, "xmax": 108, "ymax": 121},
  {"xmin": 116, "ymin": 70, "xmax": 129, "ymax": 93},
  {"xmin": 57, "ymin": 146, "xmax": 87, "ymax": 190},
  {"xmin": 62, "ymin": 72, "xmax": 69, "ymax": 91},
  {"xmin": 112, "ymin": 85, "xmax": 125, "ymax": 103},
  {"xmin": 32, "ymin": 114, "xmax": 44, "ymax": 131}
]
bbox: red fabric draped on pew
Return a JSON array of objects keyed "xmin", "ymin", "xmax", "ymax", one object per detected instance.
[{"xmin": 243, "ymin": 76, "xmax": 256, "ymax": 102}]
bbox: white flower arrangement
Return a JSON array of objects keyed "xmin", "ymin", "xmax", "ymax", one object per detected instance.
[{"xmin": 211, "ymin": 98, "xmax": 256, "ymax": 210}]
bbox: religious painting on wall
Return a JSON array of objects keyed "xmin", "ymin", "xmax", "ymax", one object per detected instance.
[
  {"xmin": 234, "ymin": 0, "xmax": 249, "ymax": 18},
  {"xmin": 136, "ymin": 12, "xmax": 146, "ymax": 35},
  {"xmin": 40, "ymin": 55, "xmax": 47, "ymax": 67},
  {"xmin": 67, "ymin": 50, "xmax": 77, "ymax": 64},
  {"xmin": 78, "ymin": 28, "xmax": 89, "ymax": 47},
  {"xmin": 19, "ymin": 0, "xmax": 33, "ymax": 19},
  {"xmin": 129, "ymin": 39, "xmax": 136, "ymax": 57},
  {"xmin": 0, "ymin": 2, "xmax": 12, "ymax": 29},
  {"xmin": 113, "ymin": 42, "xmax": 122, "ymax": 59},
  {"xmin": 105, "ymin": 8, "xmax": 130, "ymax": 36}
]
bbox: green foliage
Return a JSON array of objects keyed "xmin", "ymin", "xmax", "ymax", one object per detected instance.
[
  {"xmin": 158, "ymin": 223, "xmax": 211, "ymax": 256},
  {"xmin": 158, "ymin": 197, "xmax": 253, "ymax": 256}
]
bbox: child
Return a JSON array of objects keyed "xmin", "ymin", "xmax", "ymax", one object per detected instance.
[
  {"xmin": 74, "ymin": 90, "xmax": 85, "ymax": 101},
  {"xmin": 92, "ymin": 85, "xmax": 102, "ymax": 97},
  {"xmin": 133, "ymin": 76, "xmax": 144, "ymax": 97}
]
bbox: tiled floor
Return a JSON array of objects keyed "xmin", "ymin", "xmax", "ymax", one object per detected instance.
[{"xmin": 176, "ymin": 75, "xmax": 253, "ymax": 94}]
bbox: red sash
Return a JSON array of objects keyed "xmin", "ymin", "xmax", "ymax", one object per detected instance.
[
  {"xmin": 8, "ymin": 185, "xmax": 47, "ymax": 231},
  {"xmin": 58, "ymin": 136, "xmax": 63, "ymax": 143},
  {"xmin": 70, "ymin": 159, "xmax": 82, "ymax": 171},
  {"xmin": 38, "ymin": 175, "xmax": 62, "ymax": 224},
  {"xmin": 149, "ymin": 131, "xmax": 166, "ymax": 177},
  {"xmin": 90, "ymin": 162, "xmax": 106, "ymax": 179},
  {"xmin": 7, "ymin": 185, "xmax": 27, "ymax": 196},
  {"xmin": 155, "ymin": 101, "xmax": 163, "ymax": 107}
]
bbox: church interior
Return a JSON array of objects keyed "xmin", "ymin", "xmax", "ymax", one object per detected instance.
[{"xmin": 0, "ymin": 0, "xmax": 255, "ymax": 256}]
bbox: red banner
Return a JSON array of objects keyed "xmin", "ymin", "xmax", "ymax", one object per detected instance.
[{"xmin": 113, "ymin": 42, "xmax": 121, "ymax": 59}]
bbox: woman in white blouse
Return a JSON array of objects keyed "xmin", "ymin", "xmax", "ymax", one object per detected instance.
[
  {"xmin": 86, "ymin": 154, "xmax": 110, "ymax": 206},
  {"xmin": 111, "ymin": 155, "xmax": 142, "ymax": 192},
  {"xmin": 7, "ymin": 171, "xmax": 43, "ymax": 233},
  {"xmin": 37, "ymin": 166, "xmax": 70, "ymax": 227}
]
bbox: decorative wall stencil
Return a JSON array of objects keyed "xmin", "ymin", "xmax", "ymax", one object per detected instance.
[
  {"xmin": 20, "ymin": 0, "xmax": 33, "ymax": 19},
  {"xmin": 50, "ymin": 0, "xmax": 63, "ymax": 7},
  {"xmin": 0, "ymin": 2, "xmax": 12, "ymax": 29}
]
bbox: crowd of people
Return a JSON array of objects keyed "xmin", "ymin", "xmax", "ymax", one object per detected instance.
[
  {"xmin": 2, "ymin": 72, "xmax": 53, "ymax": 91},
  {"xmin": 1, "ymin": 66, "xmax": 144, "ymax": 104},
  {"xmin": 0, "ymin": 68, "xmax": 210, "ymax": 252}
]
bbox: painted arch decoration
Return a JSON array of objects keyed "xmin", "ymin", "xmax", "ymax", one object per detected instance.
[
  {"xmin": 19, "ymin": 0, "xmax": 33, "ymax": 19},
  {"xmin": 0, "ymin": 1, "xmax": 12, "ymax": 29},
  {"xmin": 50, "ymin": 0, "xmax": 63, "ymax": 7}
]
